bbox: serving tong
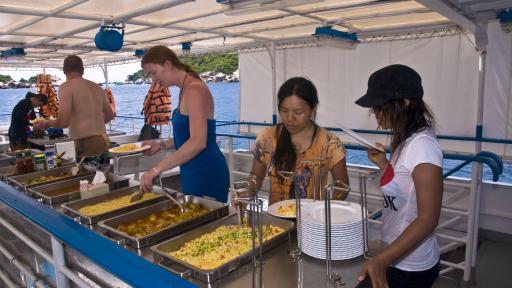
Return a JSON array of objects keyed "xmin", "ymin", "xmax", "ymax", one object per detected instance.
[
  {"xmin": 129, "ymin": 176, "xmax": 184, "ymax": 213},
  {"xmin": 157, "ymin": 176, "xmax": 184, "ymax": 213}
]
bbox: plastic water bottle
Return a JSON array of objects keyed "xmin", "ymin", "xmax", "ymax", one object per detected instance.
[{"xmin": 45, "ymin": 151, "xmax": 55, "ymax": 169}]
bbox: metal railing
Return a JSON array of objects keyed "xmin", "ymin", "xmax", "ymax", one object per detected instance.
[{"xmin": 0, "ymin": 182, "xmax": 196, "ymax": 288}]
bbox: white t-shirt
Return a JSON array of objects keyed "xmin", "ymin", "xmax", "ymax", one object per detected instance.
[{"xmin": 379, "ymin": 129, "xmax": 443, "ymax": 271}]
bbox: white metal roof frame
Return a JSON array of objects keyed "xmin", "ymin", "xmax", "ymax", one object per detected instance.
[{"xmin": 0, "ymin": 0, "xmax": 506, "ymax": 68}]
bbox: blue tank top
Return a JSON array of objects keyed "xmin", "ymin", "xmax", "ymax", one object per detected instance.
[{"xmin": 172, "ymin": 109, "xmax": 229, "ymax": 202}]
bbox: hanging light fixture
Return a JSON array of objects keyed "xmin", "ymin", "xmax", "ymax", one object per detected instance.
[
  {"xmin": 95, "ymin": 22, "xmax": 125, "ymax": 52},
  {"xmin": 498, "ymin": 9, "xmax": 512, "ymax": 33},
  {"xmin": 0, "ymin": 48, "xmax": 26, "ymax": 59},
  {"xmin": 313, "ymin": 26, "xmax": 359, "ymax": 49},
  {"xmin": 134, "ymin": 49, "xmax": 147, "ymax": 58},
  {"xmin": 182, "ymin": 42, "xmax": 192, "ymax": 55}
]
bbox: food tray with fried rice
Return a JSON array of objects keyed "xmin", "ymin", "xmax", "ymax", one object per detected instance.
[
  {"xmin": 7, "ymin": 165, "xmax": 96, "ymax": 191},
  {"xmin": 151, "ymin": 213, "xmax": 294, "ymax": 283},
  {"xmin": 61, "ymin": 186, "xmax": 170, "ymax": 225},
  {"xmin": 27, "ymin": 173, "xmax": 129, "ymax": 207},
  {"xmin": 98, "ymin": 195, "xmax": 230, "ymax": 249}
]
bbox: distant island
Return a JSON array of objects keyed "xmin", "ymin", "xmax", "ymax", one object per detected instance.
[
  {"xmin": 0, "ymin": 74, "xmax": 39, "ymax": 89},
  {"xmin": 126, "ymin": 52, "xmax": 239, "ymax": 84},
  {"xmin": 0, "ymin": 52, "xmax": 239, "ymax": 89}
]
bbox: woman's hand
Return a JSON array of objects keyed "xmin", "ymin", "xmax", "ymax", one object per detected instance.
[
  {"xmin": 140, "ymin": 168, "xmax": 158, "ymax": 192},
  {"xmin": 366, "ymin": 142, "xmax": 388, "ymax": 170},
  {"xmin": 142, "ymin": 140, "xmax": 160, "ymax": 156},
  {"xmin": 358, "ymin": 257, "xmax": 389, "ymax": 288}
]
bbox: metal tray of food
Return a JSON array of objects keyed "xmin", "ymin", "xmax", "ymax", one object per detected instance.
[
  {"xmin": 7, "ymin": 165, "xmax": 96, "ymax": 191},
  {"xmin": 151, "ymin": 213, "xmax": 294, "ymax": 283},
  {"xmin": 61, "ymin": 186, "xmax": 170, "ymax": 225},
  {"xmin": 0, "ymin": 158, "xmax": 75, "ymax": 180},
  {"xmin": 0, "ymin": 165, "xmax": 18, "ymax": 180},
  {"xmin": 98, "ymin": 195, "xmax": 230, "ymax": 249},
  {"xmin": 0, "ymin": 153, "xmax": 16, "ymax": 167},
  {"xmin": 27, "ymin": 173, "xmax": 129, "ymax": 207}
]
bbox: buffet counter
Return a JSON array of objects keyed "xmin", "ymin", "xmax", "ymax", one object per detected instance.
[{"xmin": 0, "ymin": 165, "xmax": 367, "ymax": 288}]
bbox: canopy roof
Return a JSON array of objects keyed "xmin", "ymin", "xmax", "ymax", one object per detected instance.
[{"xmin": 0, "ymin": 0, "xmax": 507, "ymax": 68}]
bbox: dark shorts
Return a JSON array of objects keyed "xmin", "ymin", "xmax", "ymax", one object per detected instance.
[{"xmin": 386, "ymin": 261, "xmax": 439, "ymax": 288}]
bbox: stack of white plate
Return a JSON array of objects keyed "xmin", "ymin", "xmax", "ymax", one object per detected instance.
[{"xmin": 300, "ymin": 201, "xmax": 365, "ymax": 260}]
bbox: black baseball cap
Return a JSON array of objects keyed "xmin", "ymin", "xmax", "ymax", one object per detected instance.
[{"xmin": 355, "ymin": 64, "xmax": 423, "ymax": 108}]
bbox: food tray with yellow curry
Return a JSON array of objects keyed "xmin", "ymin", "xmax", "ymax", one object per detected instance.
[
  {"xmin": 61, "ymin": 185, "xmax": 169, "ymax": 225},
  {"xmin": 7, "ymin": 164, "xmax": 96, "ymax": 192},
  {"xmin": 97, "ymin": 195, "xmax": 229, "ymax": 249},
  {"xmin": 151, "ymin": 213, "xmax": 294, "ymax": 283}
]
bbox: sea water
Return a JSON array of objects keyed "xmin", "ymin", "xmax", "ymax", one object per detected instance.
[{"xmin": 1, "ymin": 83, "xmax": 510, "ymax": 183}]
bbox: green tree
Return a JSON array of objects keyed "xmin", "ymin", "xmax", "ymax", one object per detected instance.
[
  {"xmin": 28, "ymin": 76, "xmax": 38, "ymax": 84},
  {"xmin": 19, "ymin": 78, "xmax": 28, "ymax": 84},
  {"xmin": 126, "ymin": 52, "xmax": 239, "ymax": 82},
  {"xmin": 0, "ymin": 74, "xmax": 12, "ymax": 83},
  {"xmin": 126, "ymin": 69, "xmax": 148, "ymax": 82}
]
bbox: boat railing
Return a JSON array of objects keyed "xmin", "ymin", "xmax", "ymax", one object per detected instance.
[{"xmin": 0, "ymin": 182, "xmax": 197, "ymax": 288}]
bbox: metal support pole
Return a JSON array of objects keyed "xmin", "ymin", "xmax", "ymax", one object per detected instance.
[
  {"xmin": 263, "ymin": 41, "xmax": 277, "ymax": 124},
  {"xmin": 228, "ymin": 137, "xmax": 234, "ymax": 190},
  {"xmin": 324, "ymin": 181, "xmax": 350, "ymax": 285},
  {"xmin": 51, "ymin": 237, "xmax": 70, "ymax": 288},
  {"xmin": 101, "ymin": 59, "xmax": 109, "ymax": 88},
  {"xmin": 278, "ymin": 170, "xmax": 302, "ymax": 259},
  {"xmin": 231, "ymin": 176, "xmax": 263, "ymax": 288},
  {"xmin": 465, "ymin": 23, "xmax": 487, "ymax": 283},
  {"xmin": 271, "ymin": 42, "xmax": 277, "ymax": 125}
]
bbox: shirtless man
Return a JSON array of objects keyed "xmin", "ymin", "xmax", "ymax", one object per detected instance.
[{"xmin": 35, "ymin": 55, "xmax": 115, "ymax": 158}]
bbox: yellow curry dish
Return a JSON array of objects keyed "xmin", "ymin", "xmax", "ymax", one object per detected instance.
[
  {"xmin": 116, "ymin": 203, "xmax": 210, "ymax": 238},
  {"xmin": 169, "ymin": 224, "xmax": 284, "ymax": 270},
  {"xmin": 78, "ymin": 192, "xmax": 160, "ymax": 216}
]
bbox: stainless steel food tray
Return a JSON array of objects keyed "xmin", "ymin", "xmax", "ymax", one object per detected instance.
[
  {"xmin": 0, "ymin": 153, "xmax": 16, "ymax": 167},
  {"xmin": 98, "ymin": 195, "xmax": 230, "ymax": 249},
  {"xmin": 7, "ymin": 165, "xmax": 96, "ymax": 191},
  {"xmin": 27, "ymin": 173, "xmax": 129, "ymax": 207},
  {"xmin": 0, "ymin": 165, "xmax": 17, "ymax": 181},
  {"xmin": 0, "ymin": 157, "xmax": 75, "ymax": 180},
  {"xmin": 151, "ymin": 213, "xmax": 294, "ymax": 283},
  {"xmin": 61, "ymin": 186, "xmax": 169, "ymax": 225}
]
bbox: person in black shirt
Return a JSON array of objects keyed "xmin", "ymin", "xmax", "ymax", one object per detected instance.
[{"xmin": 8, "ymin": 92, "xmax": 48, "ymax": 150}]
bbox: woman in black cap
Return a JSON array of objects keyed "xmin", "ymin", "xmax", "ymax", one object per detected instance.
[
  {"xmin": 356, "ymin": 64, "xmax": 443, "ymax": 288},
  {"xmin": 8, "ymin": 92, "xmax": 48, "ymax": 150}
]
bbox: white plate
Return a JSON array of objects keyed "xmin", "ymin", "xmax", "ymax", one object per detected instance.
[
  {"xmin": 109, "ymin": 142, "xmax": 151, "ymax": 155},
  {"xmin": 301, "ymin": 219, "xmax": 363, "ymax": 229},
  {"xmin": 303, "ymin": 201, "xmax": 363, "ymax": 225},
  {"xmin": 302, "ymin": 247, "xmax": 364, "ymax": 260},
  {"xmin": 301, "ymin": 227, "xmax": 363, "ymax": 236},
  {"xmin": 267, "ymin": 198, "xmax": 315, "ymax": 219},
  {"xmin": 336, "ymin": 122, "xmax": 385, "ymax": 152}
]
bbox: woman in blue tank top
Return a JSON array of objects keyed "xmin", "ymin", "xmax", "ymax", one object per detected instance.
[{"xmin": 139, "ymin": 45, "xmax": 229, "ymax": 202}]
